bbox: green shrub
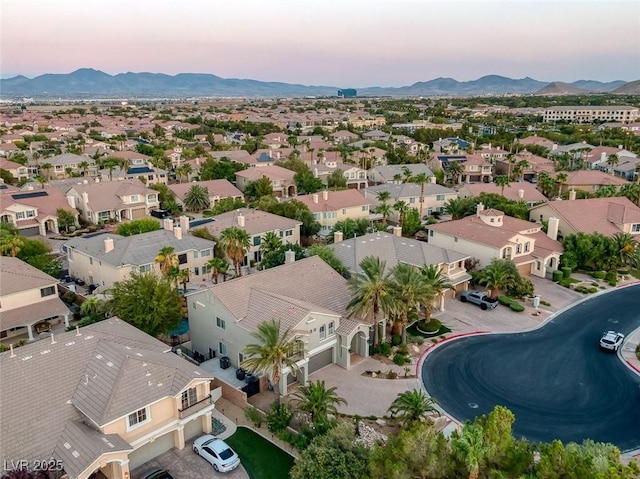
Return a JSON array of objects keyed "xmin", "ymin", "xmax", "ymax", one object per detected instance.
[
  {"xmin": 588, "ymin": 287, "xmax": 598, "ymax": 293},
  {"xmin": 277, "ymin": 428, "xmax": 310, "ymax": 450},
  {"xmin": 618, "ymin": 270, "xmax": 630, "ymax": 275},
  {"xmin": 498, "ymin": 296, "xmax": 513, "ymax": 306},
  {"xmin": 636, "ymin": 343, "xmax": 640, "ymax": 360},
  {"xmin": 266, "ymin": 403, "xmax": 293, "ymax": 432},
  {"xmin": 393, "ymin": 353, "xmax": 410, "ymax": 366},
  {"xmin": 561, "ymin": 266, "xmax": 572, "ymax": 279},
  {"xmin": 398, "ymin": 343, "xmax": 409, "ymax": 355},
  {"xmin": 605, "ymin": 270, "xmax": 617, "ymax": 286},
  {"xmin": 509, "ymin": 302, "xmax": 525, "ymax": 312},
  {"xmin": 559, "ymin": 277, "xmax": 580, "ymax": 288},
  {"xmin": 379, "ymin": 342, "xmax": 392, "ymax": 356},
  {"xmin": 552, "ymin": 270, "xmax": 563, "ymax": 282},
  {"xmin": 540, "ymin": 300, "xmax": 551, "ymax": 307},
  {"xmin": 430, "ymin": 338, "xmax": 438, "ymax": 343},
  {"xmin": 62, "ymin": 291, "xmax": 77, "ymax": 304},
  {"xmin": 369, "ymin": 344, "xmax": 379, "ymax": 356},
  {"xmin": 244, "ymin": 406, "xmax": 263, "ymax": 428},
  {"xmin": 202, "ymin": 210, "xmax": 214, "ymax": 217},
  {"xmin": 419, "ymin": 318, "xmax": 442, "ymax": 333},
  {"xmin": 391, "ymin": 334, "xmax": 402, "ymax": 346},
  {"xmin": 590, "ymin": 271, "xmax": 605, "ymax": 279}
]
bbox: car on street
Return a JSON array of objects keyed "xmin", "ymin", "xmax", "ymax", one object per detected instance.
[
  {"xmin": 142, "ymin": 469, "xmax": 175, "ymax": 479},
  {"xmin": 599, "ymin": 331, "xmax": 624, "ymax": 352},
  {"xmin": 193, "ymin": 435, "xmax": 241, "ymax": 472}
]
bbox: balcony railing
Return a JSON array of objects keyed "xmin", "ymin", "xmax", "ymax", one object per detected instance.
[{"xmin": 178, "ymin": 394, "xmax": 212, "ymax": 419}]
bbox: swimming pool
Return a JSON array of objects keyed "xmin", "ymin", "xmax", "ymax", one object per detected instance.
[{"xmin": 170, "ymin": 318, "xmax": 189, "ymax": 336}]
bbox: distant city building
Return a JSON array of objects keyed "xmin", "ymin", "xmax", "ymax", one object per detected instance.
[
  {"xmin": 338, "ymin": 88, "xmax": 357, "ymax": 98},
  {"xmin": 543, "ymin": 106, "xmax": 639, "ymax": 124}
]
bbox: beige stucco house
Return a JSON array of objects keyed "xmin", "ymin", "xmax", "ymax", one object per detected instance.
[
  {"xmin": 187, "ymin": 256, "xmax": 370, "ymax": 396},
  {"xmin": 364, "ymin": 182, "xmax": 457, "ymax": 221},
  {"xmin": 65, "ymin": 217, "xmax": 215, "ymax": 289},
  {"xmin": 167, "ymin": 179, "xmax": 244, "ymax": 209},
  {"xmin": 235, "ymin": 165, "xmax": 297, "ymax": 198},
  {"xmin": 295, "ymin": 189, "xmax": 372, "ymax": 236},
  {"xmin": 0, "ymin": 318, "xmax": 220, "ymax": 479}
]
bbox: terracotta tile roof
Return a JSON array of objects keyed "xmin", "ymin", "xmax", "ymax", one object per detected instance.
[
  {"xmin": 235, "ymin": 165, "xmax": 295, "ymax": 181},
  {"xmin": 459, "ymin": 182, "xmax": 547, "ymax": 204},
  {"xmin": 295, "ymin": 190, "xmax": 370, "ymax": 213},
  {"xmin": 563, "ymin": 170, "xmax": 630, "ymax": 187},
  {"xmin": 66, "ymin": 179, "xmax": 157, "ymax": 212},
  {"xmin": 202, "ymin": 208, "xmax": 300, "ymax": 237},
  {"xmin": 167, "ymin": 179, "xmax": 243, "ymax": 201}
]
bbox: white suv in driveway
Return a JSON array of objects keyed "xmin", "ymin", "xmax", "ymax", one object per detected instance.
[{"xmin": 599, "ymin": 331, "xmax": 624, "ymax": 352}]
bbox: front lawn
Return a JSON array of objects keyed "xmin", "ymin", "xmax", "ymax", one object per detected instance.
[{"xmin": 225, "ymin": 426, "xmax": 294, "ymax": 479}]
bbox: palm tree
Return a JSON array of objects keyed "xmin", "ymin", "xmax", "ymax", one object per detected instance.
[
  {"xmin": 555, "ymin": 172, "xmax": 568, "ymax": 196},
  {"xmin": 346, "ymin": 256, "xmax": 393, "ymax": 347},
  {"xmin": 611, "ymin": 232, "xmax": 639, "ymax": 269},
  {"xmin": 35, "ymin": 175, "xmax": 47, "ymax": 189},
  {"xmin": 219, "ymin": 226, "xmax": 250, "ymax": 277},
  {"xmin": 537, "ymin": 171, "xmax": 556, "ymax": 198},
  {"xmin": 80, "ymin": 296, "xmax": 107, "ymax": 321},
  {"xmin": 155, "ymin": 246, "xmax": 179, "ymax": 277},
  {"xmin": 442, "ymin": 198, "xmax": 467, "ymax": 220},
  {"xmin": 259, "ymin": 231, "xmax": 283, "ymax": 257},
  {"xmin": 387, "ymin": 389, "xmax": 440, "ymax": 426},
  {"xmin": 292, "ymin": 380, "xmax": 347, "ymax": 425},
  {"xmin": 0, "ymin": 234, "xmax": 24, "ymax": 257},
  {"xmin": 40, "ymin": 162, "xmax": 53, "ymax": 180},
  {"xmin": 393, "ymin": 200, "xmax": 409, "ymax": 227},
  {"xmin": 176, "ymin": 164, "xmax": 193, "ymax": 183},
  {"xmin": 389, "ymin": 263, "xmax": 432, "ymax": 343},
  {"xmin": 411, "ymin": 172, "xmax": 431, "ymax": 220},
  {"xmin": 207, "ymin": 257, "xmax": 229, "ymax": 284},
  {"xmin": 446, "ymin": 161, "xmax": 464, "ymax": 185},
  {"xmin": 494, "ymin": 175, "xmax": 510, "ymax": 196},
  {"xmin": 607, "ymin": 154, "xmax": 619, "ymax": 176},
  {"xmin": 241, "ymin": 319, "xmax": 303, "ymax": 403},
  {"xmin": 595, "ymin": 185, "xmax": 618, "ymax": 198},
  {"xmin": 183, "ymin": 184, "xmax": 211, "ymax": 212},
  {"xmin": 453, "ymin": 424, "xmax": 493, "ymax": 479},
  {"xmin": 477, "ymin": 260, "xmax": 516, "ymax": 299},
  {"xmin": 620, "ymin": 183, "xmax": 640, "ymax": 206},
  {"xmin": 392, "ymin": 173, "xmax": 403, "ymax": 184},
  {"xmin": 420, "ymin": 264, "xmax": 453, "ymax": 321},
  {"xmin": 376, "ymin": 191, "xmax": 392, "ymax": 222},
  {"xmin": 178, "ymin": 268, "xmax": 191, "ymax": 292},
  {"xmin": 78, "ymin": 160, "xmax": 90, "ymax": 177}
]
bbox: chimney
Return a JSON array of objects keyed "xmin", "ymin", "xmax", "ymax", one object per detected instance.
[
  {"xmin": 163, "ymin": 218, "xmax": 173, "ymax": 231},
  {"xmin": 392, "ymin": 225, "xmax": 402, "ymax": 237},
  {"xmin": 547, "ymin": 217, "xmax": 559, "ymax": 241},
  {"xmin": 313, "ymin": 193, "xmax": 319, "ymax": 204},
  {"xmin": 476, "ymin": 202, "xmax": 485, "ymax": 217},
  {"xmin": 333, "ymin": 231, "xmax": 344, "ymax": 243},
  {"xmin": 284, "ymin": 249, "xmax": 296, "ymax": 264},
  {"xmin": 518, "ymin": 189, "xmax": 524, "ymax": 199},
  {"xmin": 174, "ymin": 226, "xmax": 182, "ymax": 240},
  {"xmin": 237, "ymin": 214, "xmax": 245, "ymax": 227},
  {"xmin": 569, "ymin": 189, "xmax": 576, "ymax": 201},
  {"xmin": 179, "ymin": 215, "xmax": 189, "ymax": 232},
  {"xmin": 82, "ymin": 191, "xmax": 89, "ymax": 208},
  {"xmin": 276, "ymin": 151, "xmax": 281, "ymax": 159},
  {"xmin": 104, "ymin": 237, "xmax": 114, "ymax": 253},
  {"xmin": 322, "ymin": 190, "xmax": 328, "ymax": 200},
  {"xmin": 430, "ymin": 176, "xmax": 436, "ymax": 184},
  {"xmin": 600, "ymin": 152, "xmax": 607, "ymax": 161}
]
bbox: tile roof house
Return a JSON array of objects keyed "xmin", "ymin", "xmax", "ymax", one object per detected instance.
[
  {"xmin": 529, "ymin": 196, "xmax": 640, "ymax": 238},
  {"xmin": 44, "ymin": 153, "xmax": 99, "ymax": 179},
  {"xmin": 65, "ymin": 217, "xmax": 215, "ymax": 288},
  {"xmin": 432, "ymin": 154, "xmax": 493, "ymax": 184},
  {"xmin": 187, "ymin": 256, "xmax": 371, "ymax": 396},
  {"xmin": 0, "ymin": 318, "xmax": 220, "ymax": 479},
  {"xmin": 0, "ymin": 157, "xmax": 29, "ymax": 180},
  {"xmin": 367, "ymin": 164, "xmax": 435, "ymax": 185},
  {"xmin": 235, "ymin": 165, "xmax": 296, "ymax": 198},
  {"xmin": 295, "ymin": 189, "xmax": 372, "ymax": 236},
  {"xmin": 167, "ymin": 179, "xmax": 244, "ymax": 209},
  {"xmin": 0, "ymin": 187, "xmax": 79, "ymax": 236},
  {"xmin": 365, "ymin": 182, "xmax": 457, "ymax": 221},
  {"xmin": 329, "ymin": 231, "xmax": 471, "ymax": 310},
  {"xmin": 65, "ymin": 179, "xmax": 160, "ymax": 224},
  {"xmin": 0, "ymin": 257, "xmax": 71, "ymax": 342},
  {"xmin": 458, "ymin": 181, "xmax": 547, "ymax": 207},
  {"xmin": 425, "ymin": 204, "xmax": 563, "ymax": 278},
  {"xmin": 200, "ymin": 208, "xmax": 301, "ymax": 269},
  {"xmin": 553, "ymin": 170, "xmax": 630, "ymax": 195}
]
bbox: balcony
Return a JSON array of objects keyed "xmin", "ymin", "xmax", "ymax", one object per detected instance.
[{"xmin": 178, "ymin": 394, "xmax": 212, "ymax": 419}]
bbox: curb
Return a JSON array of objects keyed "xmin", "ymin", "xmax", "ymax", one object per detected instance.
[{"xmin": 415, "ymin": 331, "xmax": 490, "ymax": 379}]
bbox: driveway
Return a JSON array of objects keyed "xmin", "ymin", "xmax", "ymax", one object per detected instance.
[
  {"xmin": 422, "ymin": 284, "xmax": 640, "ymax": 451},
  {"xmin": 131, "ymin": 438, "xmax": 249, "ymax": 479}
]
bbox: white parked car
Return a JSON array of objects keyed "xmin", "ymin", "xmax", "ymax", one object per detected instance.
[
  {"xmin": 599, "ymin": 331, "xmax": 624, "ymax": 352},
  {"xmin": 193, "ymin": 435, "xmax": 241, "ymax": 472}
]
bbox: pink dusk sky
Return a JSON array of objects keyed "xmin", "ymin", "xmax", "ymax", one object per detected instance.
[{"xmin": 2, "ymin": 0, "xmax": 639, "ymax": 87}]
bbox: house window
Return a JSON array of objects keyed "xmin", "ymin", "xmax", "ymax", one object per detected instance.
[
  {"xmin": 285, "ymin": 230, "xmax": 293, "ymax": 237},
  {"xmin": 319, "ymin": 325, "xmax": 326, "ymax": 340},
  {"xmin": 342, "ymin": 208, "xmax": 347, "ymax": 215},
  {"xmin": 219, "ymin": 342, "xmax": 227, "ymax": 355},
  {"xmin": 516, "ymin": 244, "xmax": 522, "ymax": 254},
  {"xmin": 429, "ymin": 230, "xmax": 434, "ymax": 237},
  {"xmin": 272, "ymin": 180, "xmax": 280, "ymax": 186},
  {"xmin": 201, "ymin": 249, "xmax": 211, "ymax": 257},
  {"xmin": 40, "ymin": 286, "xmax": 55, "ymax": 297},
  {"xmin": 194, "ymin": 250, "xmax": 199, "ymax": 258},
  {"xmin": 89, "ymin": 257, "xmax": 93, "ymax": 265},
  {"xmin": 524, "ymin": 242, "xmax": 530, "ymax": 252},
  {"xmin": 201, "ymin": 264, "xmax": 209, "ymax": 275},
  {"xmin": 127, "ymin": 407, "xmax": 149, "ymax": 429},
  {"xmin": 253, "ymin": 236, "xmax": 261, "ymax": 246},
  {"xmin": 409, "ymin": 197, "xmax": 415, "ymax": 204},
  {"xmin": 181, "ymin": 387, "xmax": 198, "ymax": 409},
  {"xmin": 279, "ymin": 230, "xmax": 284, "ymax": 237},
  {"xmin": 314, "ymin": 213, "xmax": 321, "ymax": 220},
  {"xmin": 178, "ymin": 253, "xmax": 187, "ymax": 264},
  {"xmin": 632, "ymin": 224, "xmax": 640, "ymax": 233},
  {"xmin": 216, "ymin": 317, "xmax": 226, "ymax": 330},
  {"xmin": 436, "ymin": 194, "xmax": 445, "ymax": 201},
  {"xmin": 194, "ymin": 266, "xmax": 200, "ymax": 276},
  {"xmin": 26, "ymin": 210, "xmax": 36, "ymax": 218},
  {"xmin": 454, "ymin": 237, "xmax": 458, "ymax": 242},
  {"xmin": 139, "ymin": 264, "xmax": 152, "ymax": 273},
  {"xmin": 15, "ymin": 212, "xmax": 24, "ymax": 219},
  {"xmin": 362, "ymin": 205, "xmax": 368, "ymax": 212},
  {"xmin": 130, "ymin": 195, "xmax": 140, "ymax": 202},
  {"xmin": 328, "ymin": 321, "xmax": 334, "ymax": 335}
]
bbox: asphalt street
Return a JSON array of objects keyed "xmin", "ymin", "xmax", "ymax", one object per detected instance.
[{"xmin": 422, "ymin": 284, "xmax": 640, "ymax": 451}]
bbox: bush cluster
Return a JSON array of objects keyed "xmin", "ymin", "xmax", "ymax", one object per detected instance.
[
  {"xmin": 574, "ymin": 285, "xmax": 598, "ymax": 294},
  {"xmin": 590, "ymin": 271, "xmax": 605, "ymax": 279},
  {"xmin": 498, "ymin": 296, "xmax": 525, "ymax": 312},
  {"xmin": 244, "ymin": 406, "xmax": 263, "ymax": 428},
  {"xmin": 266, "ymin": 403, "xmax": 294, "ymax": 432}
]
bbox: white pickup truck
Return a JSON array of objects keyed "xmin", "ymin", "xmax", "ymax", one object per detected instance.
[{"xmin": 459, "ymin": 290, "xmax": 499, "ymax": 310}]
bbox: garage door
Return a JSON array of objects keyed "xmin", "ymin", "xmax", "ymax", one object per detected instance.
[
  {"xmin": 19, "ymin": 226, "xmax": 40, "ymax": 237},
  {"xmin": 131, "ymin": 207, "xmax": 146, "ymax": 219},
  {"xmin": 184, "ymin": 417, "xmax": 203, "ymax": 441},
  {"xmin": 127, "ymin": 431, "xmax": 175, "ymax": 470},
  {"xmin": 517, "ymin": 263, "xmax": 531, "ymax": 277},
  {"xmin": 308, "ymin": 348, "xmax": 333, "ymax": 374}
]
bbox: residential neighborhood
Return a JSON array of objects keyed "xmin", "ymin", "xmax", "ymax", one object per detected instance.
[{"xmin": 1, "ymin": 91, "xmax": 640, "ymax": 479}]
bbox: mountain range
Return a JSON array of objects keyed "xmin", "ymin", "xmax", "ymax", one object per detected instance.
[{"xmin": 0, "ymin": 68, "xmax": 636, "ymax": 99}]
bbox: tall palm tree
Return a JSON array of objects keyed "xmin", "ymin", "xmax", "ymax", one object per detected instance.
[
  {"xmin": 219, "ymin": 226, "xmax": 250, "ymax": 277},
  {"xmin": 446, "ymin": 161, "xmax": 464, "ymax": 185},
  {"xmin": 291, "ymin": 380, "xmax": 347, "ymax": 425},
  {"xmin": 389, "ymin": 263, "xmax": 432, "ymax": 343},
  {"xmin": 78, "ymin": 160, "xmax": 90, "ymax": 177},
  {"xmin": 611, "ymin": 232, "xmax": 639, "ymax": 269},
  {"xmin": 537, "ymin": 171, "xmax": 556, "ymax": 198},
  {"xmin": 183, "ymin": 184, "xmax": 210, "ymax": 212},
  {"xmin": 420, "ymin": 264, "xmax": 453, "ymax": 322},
  {"xmin": 393, "ymin": 200, "xmax": 409, "ymax": 227},
  {"xmin": 442, "ymin": 198, "xmax": 467, "ymax": 220},
  {"xmin": 241, "ymin": 319, "xmax": 303, "ymax": 403},
  {"xmin": 595, "ymin": 185, "xmax": 618, "ymax": 198},
  {"xmin": 376, "ymin": 191, "xmax": 392, "ymax": 222},
  {"xmin": 207, "ymin": 257, "xmax": 229, "ymax": 284},
  {"xmin": 35, "ymin": 175, "xmax": 47, "ymax": 189},
  {"xmin": 259, "ymin": 231, "xmax": 283, "ymax": 257},
  {"xmin": 178, "ymin": 268, "xmax": 191, "ymax": 292},
  {"xmin": 606, "ymin": 154, "xmax": 619, "ymax": 176},
  {"xmin": 387, "ymin": 389, "xmax": 440, "ymax": 426},
  {"xmin": 346, "ymin": 256, "xmax": 393, "ymax": 347},
  {"xmin": 555, "ymin": 172, "xmax": 568, "ymax": 196},
  {"xmin": 40, "ymin": 162, "xmax": 53, "ymax": 180},
  {"xmin": 0, "ymin": 234, "xmax": 24, "ymax": 257},
  {"xmin": 620, "ymin": 183, "xmax": 640, "ymax": 206},
  {"xmin": 494, "ymin": 175, "xmax": 510, "ymax": 196},
  {"xmin": 477, "ymin": 261, "xmax": 516, "ymax": 299},
  {"xmin": 453, "ymin": 424, "xmax": 493, "ymax": 479},
  {"xmin": 155, "ymin": 246, "xmax": 179, "ymax": 277},
  {"xmin": 411, "ymin": 172, "xmax": 431, "ymax": 220}
]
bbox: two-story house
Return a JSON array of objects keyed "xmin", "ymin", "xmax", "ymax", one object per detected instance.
[
  {"xmin": 45, "ymin": 153, "xmax": 99, "ymax": 179},
  {"xmin": 65, "ymin": 179, "xmax": 160, "ymax": 224},
  {"xmin": 457, "ymin": 181, "xmax": 547, "ymax": 208},
  {"xmin": 367, "ymin": 164, "xmax": 435, "ymax": 185},
  {"xmin": 0, "ymin": 257, "xmax": 72, "ymax": 343},
  {"xmin": 65, "ymin": 217, "xmax": 215, "ymax": 288},
  {"xmin": 364, "ymin": 182, "xmax": 457, "ymax": 221},
  {"xmin": 295, "ymin": 189, "xmax": 372, "ymax": 236},
  {"xmin": 168, "ymin": 179, "xmax": 244, "ymax": 210},
  {"xmin": 0, "ymin": 318, "xmax": 221, "ymax": 479},
  {"xmin": 187, "ymin": 256, "xmax": 371, "ymax": 396},
  {"xmin": 200, "ymin": 208, "xmax": 301, "ymax": 268},
  {"xmin": 0, "ymin": 187, "xmax": 78, "ymax": 236},
  {"xmin": 235, "ymin": 165, "xmax": 297, "ymax": 198},
  {"xmin": 425, "ymin": 204, "xmax": 563, "ymax": 278},
  {"xmin": 434, "ymin": 154, "xmax": 493, "ymax": 184},
  {"xmin": 0, "ymin": 158, "xmax": 29, "ymax": 180}
]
